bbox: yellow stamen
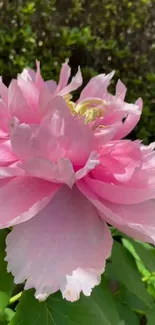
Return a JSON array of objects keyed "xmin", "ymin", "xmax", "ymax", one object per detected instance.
[
  {"xmin": 75, "ymin": 98, "xmax": 104, "ymax": 113},
  {"xmin": 63, "ymin": 94, "xmax": 73, "ymax": 102},
  {"xmin": 64, "ymin": 94, "xmax": 77, "ymax": 115},
  {"xmin": 84, "ymin": 107, "xmax": 104, "ymax": 124},
  {"xmin": 64, "ymin": 96, "xmax": 105, "ymax": 123},
  {"xmin": 76, "ymin": 99, "xmax": 105, "ymax": 123}
]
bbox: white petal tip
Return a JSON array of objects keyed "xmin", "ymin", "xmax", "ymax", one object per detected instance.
[
  {"xmin": 62, "ymin": 290, "xmax": 80, "ymax": 302},
  {"xmin": 61, "ymin": 268, "xmax": 102, "ymax": 302},
  {"xmin": 35, "ymin": 292, "xmax": 49, "ymax": 302}
]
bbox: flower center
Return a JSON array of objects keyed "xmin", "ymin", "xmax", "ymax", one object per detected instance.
[{"xmin": 64, "ymin": 95, "xmax": 105, "ymax": 124}]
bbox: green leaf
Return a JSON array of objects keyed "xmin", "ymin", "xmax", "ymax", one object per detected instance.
[
  {"xmin": 111, "ymin": 241, "xmax": 153, "ymax": 308},
  {"xmin": 9, "ymin": 278, "xmax": 121, "ymax": 325},
  {"xmin": 147, "ymin": 284, "xmax": 155, "ymax": 299},
  {"xmin": 147, "ymin": 307, "xmax": 155, "ymax": 324},
  {"xmin": 0, "ymin": 230, "xmax": 14, "ymax": 312},
  {"xmin": 0, "ymin": 308, "xmax": 15, "ymax": 325},
  {"xmin": 116, "ymin": 301, "xmax": 140, "ymax": 325},
  {"xmin": 118, "ymin": 288, "xmax": 150, "ymax": 314},
  {"xmin": 131, "ymin": 240, "xmax": 155, "ymax": 273},
  {"xmin": 122, "ymin": 238, "xmax": 151, "ymax": 277}
]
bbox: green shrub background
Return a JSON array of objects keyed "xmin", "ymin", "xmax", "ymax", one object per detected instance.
[{"xmin": 0, "ymin": 0, "xmax": 155, "ymax": 143}]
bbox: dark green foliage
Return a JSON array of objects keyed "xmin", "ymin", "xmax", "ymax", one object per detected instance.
[{"xmin": 0, "ymin": 0, "xmax": 155, "ymax": 143}]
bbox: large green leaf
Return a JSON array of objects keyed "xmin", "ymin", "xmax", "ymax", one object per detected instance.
[
  {"xmin": 9, "ymin": 278, "xmax": 121, "ymax": 325},
  {"xmin": 0, "ymin": 230, "xmax": 14, "ymax": 312},
  {"xmin": 116, "ymin": 301, "xmax": 140, "ymax": 325},
  {"xmin": 111, "ymin": 241, "xmax": 153, "ymax": 308}
]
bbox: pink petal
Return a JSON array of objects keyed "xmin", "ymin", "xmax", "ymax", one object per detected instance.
[
  {"xmin": 56, "ymin": 60, "xmax": 71, "ymax": 94},
  {"xmin": 11, "ymin": 96, "xmax": 94, "ymax": 165},
  {"xmin": 10, "ymin": 117, "xmax": 65, "ymax": 162},
  {"xmin": 35, "ymin": 61, "xmax": 45, "ymax": 89},
  {"xmin": 20, "ymin": 68, "xmax": 36, "ymax": 83},
  {"xmin": 79, "ymin": 71, "xmax": 115, "ymax": 100},
  {"xmin": 77, "ymin": 180, "xmax": 155, "ymax": 244},
  {"xmin": 44, "ymin": 97, "xmax": 94, "ymax": 164},
  {"xmin": 0, "ymin": 166, "xmax": 25, "ymax": 178},
  {"xmin": 17, "ymin": 74, "xmax": 39, "ymax": 113},
  {"xmin": 9, "ymin": 80, "xmax": 36, "ymax": 123},
  {"xmin": 5, "ymin": 185, "xmax": 112, "ymax": 301},
  {"xmin": 84, "ymin": 175, "xmax": 155, "ymax": 204},
  {"xmin": 0, "ymin": 140, "xmax": 17, "ymax": 166},
  {"xmin": 38, "ymin": 86, "xmax": 53, "ymax": 116},
  {"xmin": 21, "ymin": 157, "xmax": 75, "ymax": 188},
  {"xmin": 98, "ymin": 140, "xmax": 142, "ymax": 181},
  {"xmin": 0, "ymin": 177, "xmax": 59, "ymax": 228},
  {"xmin": 94, "ymin": 123, "xmax": 122, "ymax": 146},
  {"xmin": 115, "ymin": 79, "xmax": 127, "ymax": 100},
  {"xmin": 140, "ymin": 142, "xmax": 155, "ymax": 155},
  {"xmin": 76, "ymin": 152, "xmax": 99, "ymax": 180},
  {"xmin": 0, "ymin": 78, "xmax": 8, "ymax": 104},
  {"xmin": 11, "ymin": 121, "xmax": 38, "ymax": 161},
  {"xmin": 61, "ymin": 268, "xmax": 102, "ymax": 302},
  {"xmin": 114, "ymin": 98, "xmax": 143, "ymax": 140},
  {"xmin": 59, "ymin": 67, "xmax": 83, "ymax": 96},
  {"xmin": 0, "ymin": 101, "xmax": 10, "ymax": 139},
  {"xmin": 45, "ymin": 80, "xmax": 57, "ymax": 94},
  {"xmin": 103, "ymin": 99, "xmax": 140, "ymax": 125}
]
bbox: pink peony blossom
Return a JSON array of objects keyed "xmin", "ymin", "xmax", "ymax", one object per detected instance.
[{"xmin": 0, "ymin": 61, "xmax": 155, "ymax": 302}]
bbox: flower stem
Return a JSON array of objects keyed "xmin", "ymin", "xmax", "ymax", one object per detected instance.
[{"xmin": 9, "ymin": 291, "xmax": 22, "ymax": 305}]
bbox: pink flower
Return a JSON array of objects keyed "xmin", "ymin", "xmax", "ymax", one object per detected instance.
[{"xmin": 0, "ymin": 61, "xmax": 154, "ymax": 302}]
